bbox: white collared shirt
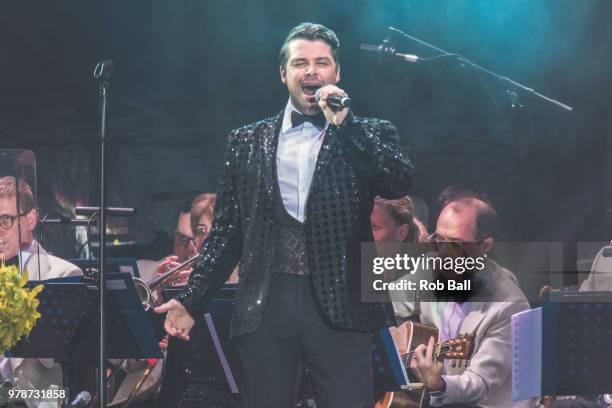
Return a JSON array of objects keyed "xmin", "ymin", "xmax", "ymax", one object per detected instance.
[
  {"xmin": 19, "ymin": 240, "xmax": 36, "ymax": 274},
  {"xmin": 276, "ymin": 99, "xmax": 328, "ymax": 222}
]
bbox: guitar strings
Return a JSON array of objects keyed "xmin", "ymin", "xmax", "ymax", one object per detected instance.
[{"xmin": 401, "ymin": 344, "xmax": 443, "ymax": 364}]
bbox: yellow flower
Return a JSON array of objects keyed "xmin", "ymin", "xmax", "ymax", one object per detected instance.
[{"xmin": 0, "ymin": 265, "xmax": 43, "ymax": 355}]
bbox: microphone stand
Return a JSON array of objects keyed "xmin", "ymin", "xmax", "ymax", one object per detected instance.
[
  {"xmin": 383, "ymin": 26, "xmax": 573, "ymax": 270},
  {"xmin": 93, "ymin": 59, "xmax": 114, "ymax": 408},
  {"xmin": 387, "ymin": 26, "xmax": 573, "ymax": 112}
]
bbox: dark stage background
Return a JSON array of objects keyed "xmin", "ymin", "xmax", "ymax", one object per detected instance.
[{"xmin": 1, "ymin": 0, "xmax": 611, "ymax": 300}]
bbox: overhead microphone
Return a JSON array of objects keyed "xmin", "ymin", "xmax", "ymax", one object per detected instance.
[
  {"xmin": 314, "ymin": 88, "xmax": 352, "ymax": 111},
  {"xmin": 93, "ymin": 59, "xmax": 115, "ymax": 80},
  {"xmin": 359, "ymin": 43, "xmax": 420, "ymax": 63}
]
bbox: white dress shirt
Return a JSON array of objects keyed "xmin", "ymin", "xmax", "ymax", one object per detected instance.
[
  {"xmin": 19, "ymin": 240, "xmax": 36, "ymax": 277},
  {"xmin": 277, "ymin": 99, "xmax": 328, "ymax": 222}
]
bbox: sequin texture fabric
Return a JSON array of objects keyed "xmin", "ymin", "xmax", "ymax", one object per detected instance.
[{"xmin": 177, "ymin": 111, "xmax": 414, "ymax": 338}]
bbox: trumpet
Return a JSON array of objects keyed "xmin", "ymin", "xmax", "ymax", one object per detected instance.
[{"xmin": 133, "ymin": 253, "xmax": 200, "ymax": 310}]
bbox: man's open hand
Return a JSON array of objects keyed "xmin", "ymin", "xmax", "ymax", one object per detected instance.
[{"xmin": 154, "ymin": 299, "xmax": 195, "ymax": 341}]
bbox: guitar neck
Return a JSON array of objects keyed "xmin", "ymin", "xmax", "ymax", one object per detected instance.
[
  {"xmin": 401, "ymin": 344, "xmax": 444, "ymax": 368},
  {"xmin": 395, "ymin": 322, "xmax": 474, "ymax": 370}
]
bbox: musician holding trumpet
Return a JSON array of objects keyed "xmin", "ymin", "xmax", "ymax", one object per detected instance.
[{"xmin": 110, "ymin": 193, "xmax": 228, "ymax": 407}]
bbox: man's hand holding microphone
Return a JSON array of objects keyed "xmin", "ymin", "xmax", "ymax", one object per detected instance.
[{"xmin": 315, "ymin": 84, "xmax": 351, "ymax": 127}]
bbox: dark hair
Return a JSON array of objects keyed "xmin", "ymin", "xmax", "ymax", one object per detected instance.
[
  {"xmin": 279, "ymin": 22, "xmax": 340, "ymax": 70},
  {"xmin": 447, "ymin": 197, "xmax": 499, "ymax": 239},
  {"xmin": 437, "ymin": 184, "xmax": 491, "ymax": 211},
  {"xmin": 374, "ymin": 195, "xmax": 429, "ymax": 242},
  {"xmin": 178, "ymin": 198, "xmax": 193, "ymax": 215}
]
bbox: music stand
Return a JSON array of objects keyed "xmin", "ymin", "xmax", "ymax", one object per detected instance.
[
  {"xmin": 69, "ymin": 258, "xmax": 141, "ymax": 278},
  {"xmin": 512, "ymin": 291, "xmax": 612, "ymax": 401},
  {"xmin": 371, "ymin": 328, "xmax": 410, "ymax": 396},
  {"xmin": 542, "ymin": 291, "xmax": 612, "ymax": 396},
  {"xmin": 76, "ymin": 273, "xmax": 162, "ymax": 362},
  {"xmin": 7, "ymin": 281, "xmax": 94, "ymax": 404},
  {"xmin": 9, "ymin": 273, "xmax": 162, "ymax": 402},
  {"xmin": 162, "ymin": 284, "xmax": 240, "ymax": 393}
]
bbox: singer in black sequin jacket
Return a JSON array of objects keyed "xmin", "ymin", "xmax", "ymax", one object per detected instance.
[{"xmin": 176, "ymin": 110, "xmax": 413, "ymax": 338}]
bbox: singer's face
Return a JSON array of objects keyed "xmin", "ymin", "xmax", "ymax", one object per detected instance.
[{"xmin": 280, "ymin": 39, "xmax": 340, "ymax": 116}]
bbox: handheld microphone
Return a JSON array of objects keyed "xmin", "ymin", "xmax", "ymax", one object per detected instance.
[
  {"xmin": 314, "ymin": 88, "xmax": 351, "ymax": 111},
  {"xmin": 68, "ymin": 391, "xmax": 91, "ymax": 407}
]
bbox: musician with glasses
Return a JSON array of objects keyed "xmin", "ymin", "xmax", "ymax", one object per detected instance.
[
  {"xmin": 111, "ymin": 194, "xmax": 231, "ymax": 407},
  {"xmin": 157, "ymin": 192, "xmax": 239, "ymax": 408},
  {"xmin": 0, "ymin": 176, "xmax": 82, "ymax": 408},
  {"xmin": 152, "ymin": 193, "xmax": 225, "ymax": 286},
  {"xmin": 136, "ymin": 199, "xmax": 199, "ymax": 285},
  {"xmin": 392, "ymin": 194, "xmax": 533, "ymax": 408},
  {"xmin": 110, "ymin": 198, "xmax": 202, "ymax": 407},
  {"xmin": 154, "ymin": 193, "xmax": 235, "ymax": 287}
]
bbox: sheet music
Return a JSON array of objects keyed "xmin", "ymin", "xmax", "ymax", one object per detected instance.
[{"xmin": 511, "ymin": 307, "xmax": 542, "ymax": 401}]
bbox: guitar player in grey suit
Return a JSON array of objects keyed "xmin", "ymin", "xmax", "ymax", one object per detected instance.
[{"xmin": 392, "ymin": 195, "xmax": 533, "ymax": 408}]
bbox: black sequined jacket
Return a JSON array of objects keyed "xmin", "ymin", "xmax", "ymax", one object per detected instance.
[{"xmin": 177, "ymin": 111, "xmax": 414, "ymax": 338}]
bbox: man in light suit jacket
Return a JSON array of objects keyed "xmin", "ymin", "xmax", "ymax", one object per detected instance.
[
  {"xmin": 0, "ymin": 176, "xmax": 82, "ymax": 408},
  {"xmin": 392, "ymin": 196, "xmax": 532, "ymax": 408}
]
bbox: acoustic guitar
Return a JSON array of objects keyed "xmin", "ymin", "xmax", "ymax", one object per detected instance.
[{"xmin": 375, "ymin": 322, "xmax": 475, "ymax": 408}]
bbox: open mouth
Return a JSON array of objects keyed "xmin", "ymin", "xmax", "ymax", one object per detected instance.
[{"xmin": 301, "ymin": 84, "xmax": 320, "ymax": 97}]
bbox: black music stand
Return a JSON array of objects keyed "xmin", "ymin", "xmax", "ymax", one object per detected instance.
[
  {"xmin": 513, "ymin": 291, "xmax": 612, "ymax": 401},
  {"xmin": 542, "ymin": 291, "xmax": 612, "ymax": 396},
  {"xmin": 7, "ymin": 281, "xmax": 94, "ymax": 405},
  {"xmin": 8, "ymin": 273, "xmax": 162, "ymax": 402},
  {"xmin": 69, "ymin": 258, "xmax": 142, "ymax": 278},
  {"xmin": 162, "ymin": 284, "xmax": 240, "ymax": 393},
  {"xmin": 75, "ymin": 273, "xmax": 162, "ymax": 361}
]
